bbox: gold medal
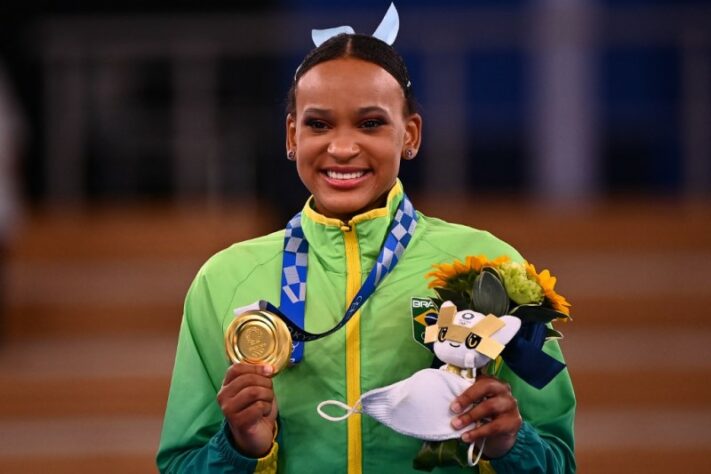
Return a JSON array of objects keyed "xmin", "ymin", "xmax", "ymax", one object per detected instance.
[{"xmin": 225, "ymin": 310, "xmax": 293, "ymax": 374}]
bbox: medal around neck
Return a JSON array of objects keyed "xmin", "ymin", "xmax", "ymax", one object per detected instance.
[
  {"xmin": 224, "ymin": 193, "xmax": 418, "ymax": 370},
  {"xmin": 225, "ymin": 309, "xmax": 293, "ymax": 374}
]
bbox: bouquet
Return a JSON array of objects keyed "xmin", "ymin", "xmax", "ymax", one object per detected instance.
[
  {"xmin": 411, "ymin": 256, "xmax": 572, "ymax": 471},
  {"xmin": 427, "ymin": 255, "xmax": 571, "ymax": 341}
]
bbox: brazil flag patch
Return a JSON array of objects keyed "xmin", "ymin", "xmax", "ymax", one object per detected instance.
[{"xmin": 411, "ymin": 297, "xmax": 438, "ymax": 350}]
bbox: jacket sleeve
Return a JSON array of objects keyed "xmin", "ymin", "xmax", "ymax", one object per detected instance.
[
  {"xmin": 489, "ymin": 339, "xmax": 576, "ymax": 474},
  {"xmin": 156, "ymin": 271, "xmax": 280, "ymax": 473}
]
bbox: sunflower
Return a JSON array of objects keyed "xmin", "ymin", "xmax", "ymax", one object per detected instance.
[
  {"xmin": 426, "ymin": 255, "xmax": 510, "ymax": 288},
  {"xmin": 525, "ymin": 262, "xmax": 572, "ymax": 317}
]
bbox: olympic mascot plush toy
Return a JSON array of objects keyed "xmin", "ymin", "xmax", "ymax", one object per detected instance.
[
  {"xmin": 426, "ymin": 301, "xmax": 521, "ymax": 381},
  {"xmin": 318, "ymin": 301, "xmax": 521, "ymax": 470},
  {"xmin": 409, "ymin": 301, "xmax": 521, "ymax": 469}
]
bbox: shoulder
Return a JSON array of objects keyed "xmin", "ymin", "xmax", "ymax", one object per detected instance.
[
  {"xmin": 193, "ymin": 229, "xmax": 284, "ymax": 287},
  {"xmin": 178, "ymin": 230, "xmax": 286, "ymax": 334},
  {"xmin": 414, "ymin": 213, "xmax": 524, "ymax": 263}
]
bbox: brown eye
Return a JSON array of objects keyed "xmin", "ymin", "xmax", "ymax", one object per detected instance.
[
  {"xmin": 360, "ymin": 119, "xmax": 383, "ymax": 129},
  {"xmin": 465, "ymin": 333, "xmax": 481, "ymax": 349},
  {"xmin": 305, "ymin": 118, "xmax": 328, "ymax": 130},
  {"xmin": 437, "ymin": 327, "xmax": 448, "ymax": 342}
]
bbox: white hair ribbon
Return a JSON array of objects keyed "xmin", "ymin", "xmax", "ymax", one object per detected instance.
[
  {"xmin": 311, "ymin": 2, "xmax": 400, "ymax": 47},
  {"xmin": 372, "ymin": 3, "xmax": 399, "ymax": 45},
  {"xmin": 311, "ymin": 26, "xmax": 355, "ymax": 48}
]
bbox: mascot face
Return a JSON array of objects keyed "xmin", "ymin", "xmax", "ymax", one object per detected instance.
[
  {"xmin": 425, "ymin": 301, "xmax": 521, "ymax": 369},
  {"xmin": 433, "ymin": 308, "xmax": 489, "ymax": 369}
]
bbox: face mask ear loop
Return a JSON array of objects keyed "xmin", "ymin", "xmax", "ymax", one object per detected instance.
[
  {"xmin": 467, "ymin": 438, "xmax": 486, "ymax": 467},
  {"xmin": 317, "ymin": 399, "xmax": 362, "ymax": 422}
]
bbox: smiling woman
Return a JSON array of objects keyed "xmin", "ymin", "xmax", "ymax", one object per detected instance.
[
  {"xmin": 287, "ymin": 53, "xmax": 421, "ymax": 222},
  {"xmin": 157, "ymin": 5, "xmax": 575, "ymax": 474}
]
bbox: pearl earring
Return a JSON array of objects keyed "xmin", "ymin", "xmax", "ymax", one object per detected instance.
[{"xmin": 287, "ymin": 150, "xmax": 296, "ymax": 161}]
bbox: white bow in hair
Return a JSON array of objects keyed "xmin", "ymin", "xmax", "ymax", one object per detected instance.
[{"xmin": 311, "ymin": 2, "xmax": 400, "ymax": 47}]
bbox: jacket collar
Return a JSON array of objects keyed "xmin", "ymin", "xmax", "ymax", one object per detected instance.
[{"xmin": 300, "ymin": 180, "xmax": 405, "ymax": 273}]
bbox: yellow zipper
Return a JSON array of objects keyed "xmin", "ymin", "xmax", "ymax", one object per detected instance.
[{"xmin": 342, "ymin": 223, "xmax": 362, "ymax": 474}]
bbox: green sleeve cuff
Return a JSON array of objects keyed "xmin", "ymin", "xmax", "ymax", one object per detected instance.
[
  {"xmin": 211, "ymin": 421, "xmax": 260, "ymax": 471},
  {"xmin": 489, "ymin": 422, "xmax": 558, "ymax": 474},
  {"xmin": 214, "ymin": 421, "xmax": 279, "ymax": 473},
  {"xmin": 491, "ymin": 421, "xmax": 535, "ymax": 459}
]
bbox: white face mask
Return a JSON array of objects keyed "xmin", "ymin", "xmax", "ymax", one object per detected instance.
[
  {"xmin": 319, "ymin": 368, "xmax": 474, "ymax": 441},
  {"xmin": 318, "ymin": 368, "xmax": 486, "ymax": 465}
]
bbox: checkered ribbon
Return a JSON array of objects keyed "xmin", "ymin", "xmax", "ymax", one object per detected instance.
[{"xmin": 276, "ymin": 194, "xmax": 417, "ymax": 363}]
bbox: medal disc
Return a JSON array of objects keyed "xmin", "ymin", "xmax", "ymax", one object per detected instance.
[{"xmin": 225, "ymin": 310, "xmax": 292, "ymax": 373}]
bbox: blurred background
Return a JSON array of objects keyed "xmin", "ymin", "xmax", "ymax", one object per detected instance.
[{"xmin": 0, "ymin": 0, "xmax": 709, "ymax": 472}]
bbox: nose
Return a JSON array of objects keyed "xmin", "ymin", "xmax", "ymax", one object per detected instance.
[{"xmin": 327, "ymin": 132, "xmax": 359, "ymax": 160}]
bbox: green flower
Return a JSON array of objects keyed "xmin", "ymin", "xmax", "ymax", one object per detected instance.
[{"xmin": 498, "ymin": 262, "xmax": 544, "ymax": 305}]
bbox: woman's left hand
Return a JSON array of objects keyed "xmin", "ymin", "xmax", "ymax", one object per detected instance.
[{"xmin": 450, "ymin": 374, "xmax": 522, "ymax": 459}]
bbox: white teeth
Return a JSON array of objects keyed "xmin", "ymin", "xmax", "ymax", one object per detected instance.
[{"xmin": 326, "ymin": 170, "xmax": 366, "ymax": 180}]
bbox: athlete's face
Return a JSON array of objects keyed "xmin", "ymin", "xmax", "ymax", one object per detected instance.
[{"xmin": 287, "ymin": 58, "xmax": 421, "ymax": 222}]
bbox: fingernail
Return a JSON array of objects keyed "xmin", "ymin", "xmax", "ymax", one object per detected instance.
[
  {"xmin": 263, "ymin": 365, "xmax": 274, "ymax": 375},
  {"xmin": 452, "ymin": 418, "xmax": 463, "ymax": 429},
  {"xmin": 462, "ymin": 433, "xmax": 471, "ymax": 443},
  {"xmin": 451, "ymin": 402, "xmax": 462, "ymax": 414}
]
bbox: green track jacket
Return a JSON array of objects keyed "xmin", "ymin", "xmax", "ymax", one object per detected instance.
[{"xmin": 157, "ymin": 182, "xmax": 576, "ymax": 473}]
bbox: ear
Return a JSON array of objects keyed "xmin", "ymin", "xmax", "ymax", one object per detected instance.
[
  {"xmin": 491, "ymin": 316, "xmax": 522, "ymax": 346},
  {"xmin": 437, "ymin": 301, "xmax": 456, "ymax": 327},
  {"xmin": 423, "ymin": 324, "xmax": 439, "ymax": 344},
  {"xmin": 286, "ymin": 113, "xmax": 297, "ymax": 155},
  {"xmin": 402, "ymin": 113, "xmax": 422, "ymax": 160}
]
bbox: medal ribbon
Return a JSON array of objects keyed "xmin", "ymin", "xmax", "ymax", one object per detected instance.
[{"xmin": 269, "ymin": 194, "xmax": 417, "ymax": 363}]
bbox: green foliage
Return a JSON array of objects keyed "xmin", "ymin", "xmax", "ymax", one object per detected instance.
[
  {"xmin": 432, "ymin": 286, "xmax": 469, "ymax": 310},
  {"xmin": 511, "ymin": 303, "xmax": 567, "ymax": 323},
  {"xmin": 471, "ymin": 270, "xmax": 510, "ymax": 316},
  {"xmin": 413, "ymin": 440, "xmax": 471, "ymax": 471}
]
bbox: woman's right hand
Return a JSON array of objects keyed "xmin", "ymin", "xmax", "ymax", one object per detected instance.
[{"xmin": 217, "ymin": 364, "xmax": 277, "ymax": 458}]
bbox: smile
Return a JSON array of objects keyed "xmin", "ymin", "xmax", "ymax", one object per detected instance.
[{"xmin": 325, "ymin": 170, "xmax": 367, "ymax": 180}]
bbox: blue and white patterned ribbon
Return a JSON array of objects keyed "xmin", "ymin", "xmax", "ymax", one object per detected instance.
[{"xmin": 271, "ymin": 193, "xmax": 417, "ymax": 363}]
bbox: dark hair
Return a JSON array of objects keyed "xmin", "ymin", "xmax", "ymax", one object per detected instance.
[{"xmin": 286, "ymin": 34, "xmax": 417, "ymax": 116}]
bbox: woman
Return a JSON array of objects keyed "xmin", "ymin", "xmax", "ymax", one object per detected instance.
[{"xmin": 157, "ymin": 22, "xmax": 575, "ymax": 474}]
